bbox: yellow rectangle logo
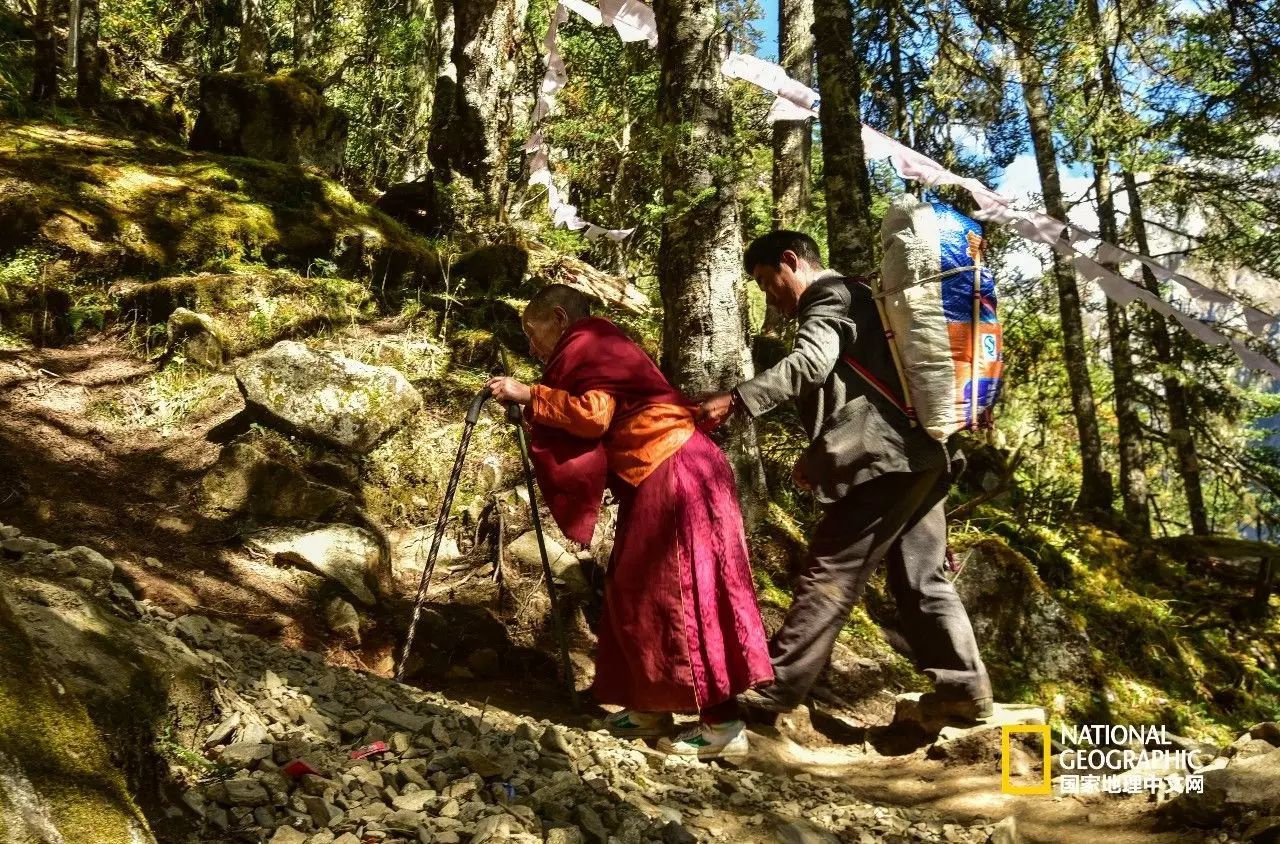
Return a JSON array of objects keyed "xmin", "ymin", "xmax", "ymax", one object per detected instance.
[{"xmin": 1001, "ymin": 724, "xmax": 1052, "ymax": 795}]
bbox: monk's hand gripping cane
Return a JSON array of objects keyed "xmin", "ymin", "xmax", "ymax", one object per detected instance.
[{"xmin": 505, "ymin": 401, "xmax": 579, "ymax": 709}]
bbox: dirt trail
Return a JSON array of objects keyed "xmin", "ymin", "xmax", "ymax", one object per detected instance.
[{"xmin": 0, "ymin": 336, "xmax": 1203, "ymax": 842}]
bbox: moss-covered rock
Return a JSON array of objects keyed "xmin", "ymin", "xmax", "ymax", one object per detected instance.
[
  {"xmin": 236, "ymin": 341, "xmax": 423, "ymax": 454},
  {"xmin": 190, "ymin": 71, "xmax": 348, "ymax": 176},
  {"xmin": 0, "ymin": 585, "xmax": 155, "ymax": 843},
  {"xmin": 952, "ymin": 537, "xmax": 1097, "ymax": 695}
]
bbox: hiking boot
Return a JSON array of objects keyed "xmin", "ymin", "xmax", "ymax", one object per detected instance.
[
  {"xmin": 603, "ymin": 710, "xmax": 674, "ymax": 738},
  {"xmin": 917, "ymin": 692, "xmax": 994, "ymax": 724},
  {"xmin": 657, "ymin": 720, "xmax": 749, "ymax": 761},
  {"xmin": 737, "ymin": 686, "xmax": 796, "ymax": 714}
]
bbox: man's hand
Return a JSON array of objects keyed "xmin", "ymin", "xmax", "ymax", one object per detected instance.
[
  {"xmin": 791, "ymin": 456, "xmax": 812, "ymax": 491},
  {"xmin": 486, "ymin": 376, "xmax": 532, "ymax": 406},
  {"xmin": 697, "ymin": 391, "xmax": 736, "ymax": 431}
]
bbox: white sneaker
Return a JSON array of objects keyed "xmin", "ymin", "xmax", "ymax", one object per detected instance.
[
  {"xmin": 657, "ymin": 720, "xmax": 748, "ymax": 760},
  {"xmin": 604, "ymin": 710, "xmax": 674, "ymax": 738}
]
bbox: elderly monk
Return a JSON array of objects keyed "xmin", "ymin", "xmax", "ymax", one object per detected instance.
[{"xmin": 486, "ymin": 284, "xmax": 773, "ymax": 760}]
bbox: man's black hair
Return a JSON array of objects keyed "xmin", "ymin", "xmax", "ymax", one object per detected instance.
[
  {"xmin": 743, "ymin": 230, "xmax": 825, "ymax": 274},
  {"xmin": 526, "ymin": 283, "xmax": 594, "ymax": 322}
]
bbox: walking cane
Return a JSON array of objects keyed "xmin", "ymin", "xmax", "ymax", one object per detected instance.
[
  {"xmin": 395, "ymin": 386, "xmax": 494, "ymax": 683},
  {"xmin": 394, "ymin": 388, "xmax": 579, "ymax": 708},
  {"xmin": 505, "ymin": 401, "xmax": 579, "ymax": 709}
]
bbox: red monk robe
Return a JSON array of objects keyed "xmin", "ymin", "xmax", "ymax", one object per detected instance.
[{"xmin": 526, "ymin": 317, "xmax": 774, "ymax": 716}]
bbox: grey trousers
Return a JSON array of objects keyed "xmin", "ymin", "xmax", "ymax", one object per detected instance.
[{"xmin": 769, "ymin": 468, "xmax": 991, "ymax": 705}]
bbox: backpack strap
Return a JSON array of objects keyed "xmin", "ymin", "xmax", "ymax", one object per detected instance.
[{"xmin": 841, "ymin": 279, "xmax": 918, "ymax": 426}]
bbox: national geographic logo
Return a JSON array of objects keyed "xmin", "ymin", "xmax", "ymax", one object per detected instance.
[{"xmin": 1000, "ymin": 724, "xmax": 1212, "ymax": 796}]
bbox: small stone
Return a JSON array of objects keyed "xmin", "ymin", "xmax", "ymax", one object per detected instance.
[
  {"xmin": 218, "ymin": 742, "xmax": 273, "ymax": 768},
  {"xmin": 270, "ymin": 826, "xmax": 309, "ymax": 844},
  {"xmin": 210, "ymin": 778, "xmax": 271, "ymax": 807},
  {"xmin": 49, "ymin": 545, "xmax": 115, "ymax": 582},
  {"xmin": 377, "ymin": 707, "xmax": 429, "ymax": 733},
  {"xmin": 988, "ymin": 816, "xmax": 1019, "ymax": 844},
  {"xmin": 439, "ymin": 798, "xmax": 460, "ymax": 818},
  {"xmin": 339, "ymin": 718, "xmax": 368, "ymax": 739},
  {"xmin": 658, "ymin": 822, "xmax": 695, "ymax": 844},
  {"xmin": 575, "ymin": 805, "xmax": 609, "ymax": 844},
  {"xmin": 540, "ymin": 726, "xmax": 573, "ymax": 757},
  {"xmin": 391, "ymin": 791, "xmax": 436, "ymax": 812},
  {"xmin": 303, "ymin": 795, "xmax": 344, "ymax": 827}
]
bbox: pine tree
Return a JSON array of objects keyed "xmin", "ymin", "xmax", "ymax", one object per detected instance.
[
  {"xmin": 654, "ymin": 0, "xmax": 767, "ymax": 522},
  {"xmin": 772, "ymin": 0, "xmax": 813, "ymax": 229},
  {"xmin": 813, "ymin": 0, "xmax": 873, "ymax": 274}
]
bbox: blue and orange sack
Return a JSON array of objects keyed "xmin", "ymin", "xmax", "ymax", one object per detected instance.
[{"xmin": 866, "ymin": 194, "xmax": 1004, "ymax": 440}]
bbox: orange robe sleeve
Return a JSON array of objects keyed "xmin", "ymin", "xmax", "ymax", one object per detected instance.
[{"xmin": 529, "ymin": 385, "xmax": 617, "ymax": 438}]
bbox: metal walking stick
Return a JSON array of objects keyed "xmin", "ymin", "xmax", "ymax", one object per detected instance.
[
  {"xmin": 395, "ymin": 386, "xmax": 493, "ymax": 682},
  {"xmin": 505, "ymin": 401, "xmax": 579, "ymax": 708}
]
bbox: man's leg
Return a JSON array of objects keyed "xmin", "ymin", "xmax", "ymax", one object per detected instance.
[
  {"xmin": 885, "ymin": 475, "xmax": 991, "ymax": 705},
  {"xmin": 753, "ymin": 471, "xmax": 944, "ymax": 709}
]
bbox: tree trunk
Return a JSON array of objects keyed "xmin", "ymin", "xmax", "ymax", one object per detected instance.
[
  {"xmin": 31, "ymin": 0, "xmax": 59, "ymax": 102},
  {"xmin": 236, "ymin": 0, "xmax": 270, "ymax": 73},
  {"xmin": 1121, "ymin": 170, "xmax": 1210, "ymax": 535},
  {"xmin": 1082, "ymin": 0, "xmax": 1144, "ymax": 533},
  {"xmin": 654, "ymin": 0, "xmax": 767, "ymax": 525},
  {"xmin": 772, "ymin": 0, "xmax": 813, "ymax": 229},
  {"xmin": 887, "ymin": 2, "xmax": 910, "ymax": 144},
  {"xmin": 426, "ymin": 0, "xmax": 530, "ymax": 230},
  {"xmin": 1015, "ymin": 42, "xmax": 1114, "ymax": 516},
  {"xmin": 76, "ymin": 0, "xmax": 101, "ymax": 106},
  {"xmin": 1093, "ymin": 154, "xmax": 1149, "ymax": 533},
  {"xmin": 293, "ymin": 0, "xmax": 318, "ymax": 65},
  {"xmin": 813, "ymin": 0, "xmax": 873, "ymax": 273}
]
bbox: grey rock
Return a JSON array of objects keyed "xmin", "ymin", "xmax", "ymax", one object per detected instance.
[
  {"xmin": 236, "ymin": 341, "xmax": 421, "ymax": 454},
  {"xmin": 303, "ymin": 795, "xmax": 344, "ymax": 827},
  {"xmin": 775, "ymin": 820, "xmax": 840, "ymax": 844},
  {"xmin": 952, "ymin": 539, "xmax": 1094, "ymax": 684},
  {"xmin": 546, "ymin": 827, "xmax": 584, "ymax": 844},
  {"xmin": 210, "ymin": 778, "xmax": 271, "ymax": 807},
  {"xmin": 202, "ymin": 440, "xmax": 351, "ymax": 521},
  {"xmin": 325, "ymin": 598, "xmax": 362, "ymax": 645},
  {"xmin": 507, "ymin": 533, "xmax": 590, "ymax": 598},
  {"xmin": 269, "ymin": 826, "xmax": 310, "ymax": 844},
  {"xmin": 49, "ymin": 545, "xmax": 115, "ymax": 582},
  {"xmin": 249, "ymin": 525, "xmax": 384, "ymax": 606},
  {"xmin": 658, "ymin": 822, "xmax": 695, "ymax": 844},
  {"xmin": 376, "ymin": 707, "xmax": 429, "ymax": 733},
  {"xmin": 217, "ymin": 742, "xmax": 273, "ymax": 768},
  {"xmin": 167, "ymin": 307, "xmax": 230, "ymax": 369},
  {"xmin": 1162, "ymin": 752, "xmax": 1280, "ymax": 826},
  {"xmin": 987, "ymin": 816, "xmax": 1019, "ymax": 844}
]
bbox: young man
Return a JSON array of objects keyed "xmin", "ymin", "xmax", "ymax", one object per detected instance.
[
  {"xmin": 487, "ymin": 284, "xmax": 774, "ymax": 759},
  {"xmin": 699, "ymin": 232, "xmax": 993, "ymax": 722}
]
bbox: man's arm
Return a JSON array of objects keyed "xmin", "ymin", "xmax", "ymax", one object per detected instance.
[{"xmin": 734, "ymin": 281, "xmax": 854, "ymax": 418}]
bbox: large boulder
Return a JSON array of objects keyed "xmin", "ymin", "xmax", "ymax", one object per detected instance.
[
  {"xmin": 190, "ymin": 71, "xmax": 348, "ymax": 175},
  {"xmin": 0, "ymin": 588, "xmax": 159, "ymax": 844},
  {"xmin": 1161, "ymin": 750, "xmax": 1280, "ymax": 827},
  {"xmin": 236, "ymin": 341, "xmax": 422, "ymax": 454},
  {"xmin": 951, "ymin": 538, "xmax": 1095, "ymax": 690},
  {"xmin": 247, "ymin": 525, "xmax": 386, "ymax": 606},
  {"xmin": 201, "ymin": 439, "xmax": 352, "ymax": 521}
]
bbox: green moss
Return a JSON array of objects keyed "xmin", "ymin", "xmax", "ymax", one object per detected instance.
[{"xmin": 0, "ymin": 590, "xmax": 153, "ymax": 843}]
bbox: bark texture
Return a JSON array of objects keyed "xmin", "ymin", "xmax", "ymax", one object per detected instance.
[
  {"xmin": 1016, "ymin": 42, "xmax": 1114, "ymax": 516},
  {"xmin": 814, "ymin": 0, "xmax": 873, "ymax": 273},
  {"xmin": 236, "ymin": 0, "xmax": 270, "ymax": 72},
  {"xmin": 654, "ymin": 0, "xmax": 766, "ymax": 523},
  {"xmin": 1085, "ymin": 0, "xmax": 1146, "ymax": 533},
  {"xmin": 426, "ymin": 0, "xmax": 530, "ymax": 231},
  {"xmin": 76, "ymin": 0, "xmax": 102, "ymax": 106},
  {"xmin": 772, "ymin": 0, "xmax": 813, "ymax": 229},
  {"xmin": 32, "ymin": 0, "xmax": 59, "ymax": 102}
]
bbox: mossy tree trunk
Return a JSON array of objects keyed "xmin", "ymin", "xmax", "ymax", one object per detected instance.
[
  {"xmin": 426, "ymin": 0, "xmax": 530, "ymax": 232},
  {"xmin": 654, "ymin": 0, "xmax": 767, "ymax": 525},
  {"xmin": 76, "ymin": 0, "xmax": 102, "ymax": 106},
  {"xmin": 236, "ymin": 0, "xmax": 270, "ymax": 72},
  {"xmin": 1015, "ymin": 41, "xmax": 1114, "ymax": 518},
  {"xmin": 31, "ymin": 0, "xmax": 60, "ymax": 102},
  {"xmin": 814, "ymin": 0, "xmax": 874, "ymax": 274}
]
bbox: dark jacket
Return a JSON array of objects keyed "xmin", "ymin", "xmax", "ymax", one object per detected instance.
[{"xmin": 735, "ymin": 271, "xmax": 948, "ymax": 504}]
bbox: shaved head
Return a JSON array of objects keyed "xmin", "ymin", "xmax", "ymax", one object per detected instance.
[{"xmin": 525, "ymin": 283, "xmax": 593, "ymax": 324}]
